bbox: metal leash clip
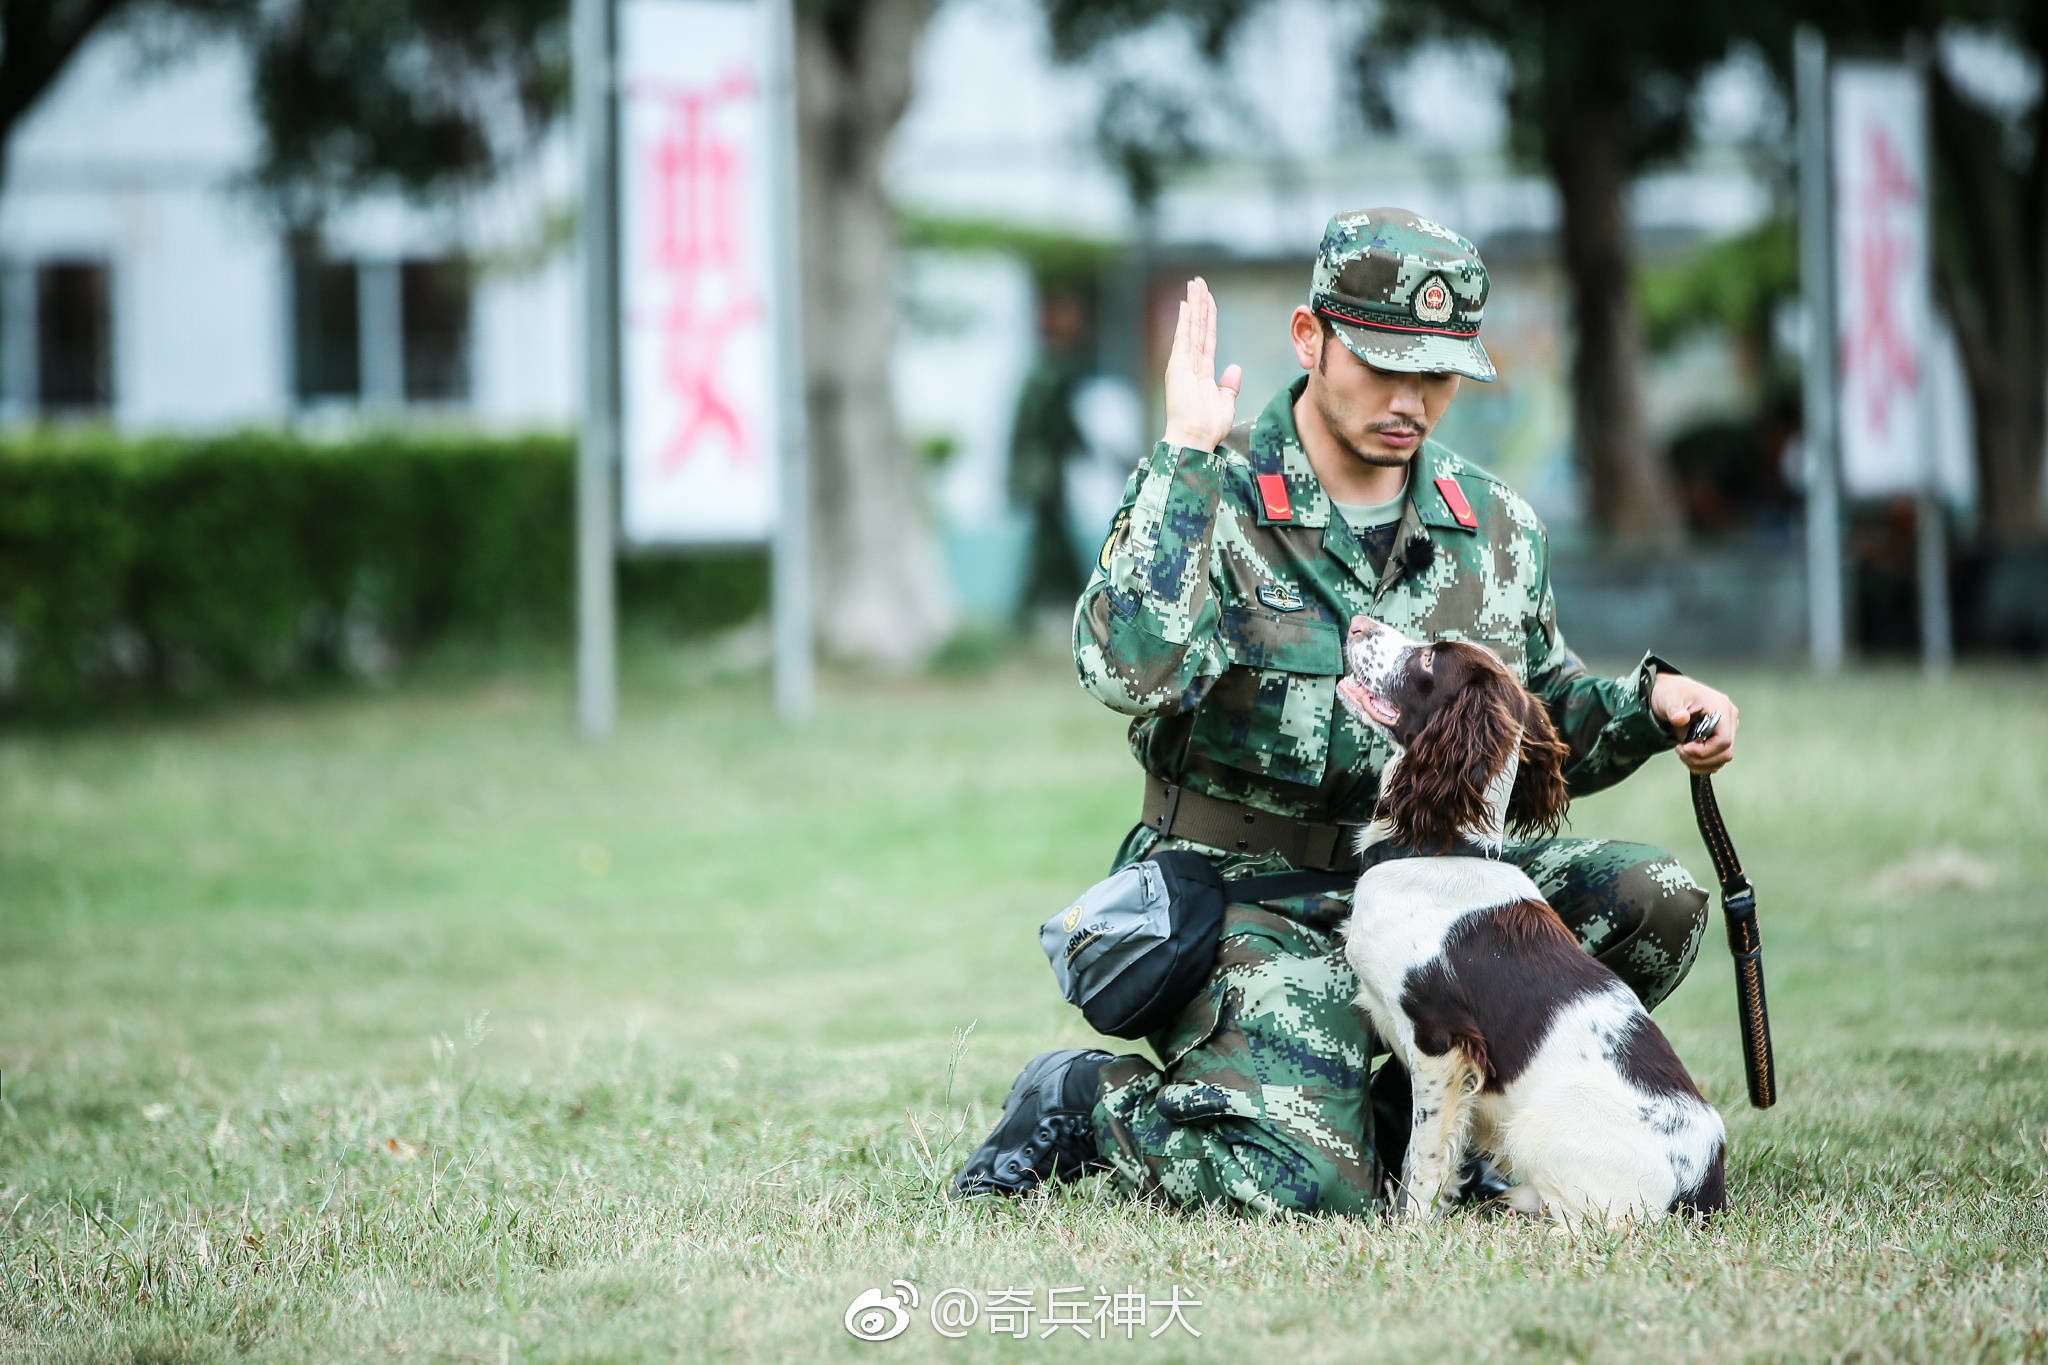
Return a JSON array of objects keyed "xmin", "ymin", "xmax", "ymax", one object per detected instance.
[{"xmin": 1688, "ymin": 710, "xmax": 1722, "ymax": 745}]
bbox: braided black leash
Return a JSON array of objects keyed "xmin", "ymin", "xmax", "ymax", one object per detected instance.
[{"xmin": 1688, "ymin": 712, "xmax": 1777, "ymax": 1109}]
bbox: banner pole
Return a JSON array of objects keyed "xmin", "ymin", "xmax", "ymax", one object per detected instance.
[
  {"xmin": 573, "ymin": 0, "xmax": 619, "ymax": 738},
  {"xmin": 765, "ymin": 0, "xmax": 814, "ymax": 721},
  {"xmin": 1796, "ymin": 27, "xmax": 1846, "ymax": 673},
  {"xmin": 1908, "ymin": 44, "xmax": 1953, "ymax": 675}
]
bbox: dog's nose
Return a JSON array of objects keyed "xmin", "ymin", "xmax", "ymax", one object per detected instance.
[{"xmin": 1349, "ymin": 615, "xmax": 1380, "ymax": 641}]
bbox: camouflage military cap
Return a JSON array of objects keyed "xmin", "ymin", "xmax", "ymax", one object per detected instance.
[{"xmin": 1309, "ymin": 207, "xmax": 1495, "ymax": 382}]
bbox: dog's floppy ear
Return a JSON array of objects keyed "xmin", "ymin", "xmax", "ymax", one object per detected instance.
[
  {"xmin": 1379, "ymin": 668, "xmax": 1521, "ymax": 851},
  {"xmin": 1507, "ymin": 686, "xmax": 1571, "ymax": 836}
]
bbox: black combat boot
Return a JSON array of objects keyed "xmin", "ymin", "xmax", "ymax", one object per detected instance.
[{"xmin": 951, "ymin": 1049, "xmax": 1112, "ymax": 1198}]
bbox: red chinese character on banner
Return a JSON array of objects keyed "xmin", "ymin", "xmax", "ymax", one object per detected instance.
[
  {"xmin": 1840, "ymin": 121, "xmax": 1920, "ymax": 438},
  {"xmin": 635, "ymin": 69, "xmax": 761, "ymax": 471}
]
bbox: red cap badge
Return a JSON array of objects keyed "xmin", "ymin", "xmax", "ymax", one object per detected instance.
[
  {"xmin": 1256, "ymin": 473, "xmax": 1292, "ymax": 522},
  {"xmin": 1434, "ymin": 476, "xmax": 1477, "ymax": 529}
]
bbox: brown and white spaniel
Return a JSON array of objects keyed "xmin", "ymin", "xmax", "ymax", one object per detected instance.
[{"xmin": 1337, "ymin": 615, "xmax": 1726, "ymax": 1223}]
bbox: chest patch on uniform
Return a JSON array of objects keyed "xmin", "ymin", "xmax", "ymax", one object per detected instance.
[
  {"xmin": 1257, "ymin": 582, "xmax": 1304, "ymax": 612},
  {"xmin": 1098, "ymin": 505, "xmax": 1132, "ymax": 572},
  {"xmin": 1434, "ymin": 476, "xmax": 1478, "ymax": 529},
  {"xmin": 1255, "ymin": 473, "xmax": 1293, "ymax": 521}
]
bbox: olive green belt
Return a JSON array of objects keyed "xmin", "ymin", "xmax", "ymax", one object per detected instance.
[{"xmin": 1141, "ymin": 775, "xmax": 1362, "ymax": 873}]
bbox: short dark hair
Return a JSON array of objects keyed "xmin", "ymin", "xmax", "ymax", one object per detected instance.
[{"xmin": 1316, "ymin": 311, "xmax": 1335, "ymax": 373}]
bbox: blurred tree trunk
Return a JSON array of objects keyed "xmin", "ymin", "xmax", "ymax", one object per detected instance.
[
  {"xmin": 794, "ymin": 0, "xmax": 953, "ymax": 666},
  {"xmin": 1541, "ymin": 66, "xmax": 1686, "ymax": 551},
  {"xmin": 1931, "ymin": 54, "xmax": 2046, "ymax": 547}
]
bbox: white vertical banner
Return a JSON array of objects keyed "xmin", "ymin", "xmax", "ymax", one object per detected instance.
[
  {"xmin": 617, "ymin": 0, "xmax": 778, "ymax": 545},
  {"xmin": 1830, "ymin": 61, "xmax": 1931, "ymax": 499},
  {"xmin": 1833, "ymin": 55, "xmax": 1953, "ymax": 670}
]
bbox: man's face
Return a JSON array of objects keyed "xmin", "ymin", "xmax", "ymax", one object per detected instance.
[{"xmin": 1297, "ymin": 313, "xmax": 1461, "ymax": 468}]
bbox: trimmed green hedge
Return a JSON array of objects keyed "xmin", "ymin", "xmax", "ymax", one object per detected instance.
[{"xmin": 0, "ymin": 429, "xmax": 767, "ymax": 715}]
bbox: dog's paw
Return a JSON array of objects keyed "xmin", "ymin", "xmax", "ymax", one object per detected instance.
[
  {"xmin": 1501, "ymin": 1184, "xmax": 1546, "ymax": 1219},
  {"xmin": 1390, "ymin": 1190, "xmax": 1435, "ymax": 1223}
]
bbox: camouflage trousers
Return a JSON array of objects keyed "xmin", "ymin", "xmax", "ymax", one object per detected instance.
[{"xmin": 1088, "ymin": 836, "xmax": 1710, "ymax": 1216}]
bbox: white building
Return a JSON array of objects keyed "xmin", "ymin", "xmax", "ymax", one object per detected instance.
[
  {"xmin": 0, "ymin": 24, "xmax": 581, "ymax": 431},
  {"xmin": 0, "ymin": 0, "xmax": 1785, "ymax": 417}
]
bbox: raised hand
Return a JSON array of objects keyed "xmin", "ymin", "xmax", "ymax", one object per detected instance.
[{"xmin": 1160, "ymin": 277, "xmax": 1243, "ymax": 451}]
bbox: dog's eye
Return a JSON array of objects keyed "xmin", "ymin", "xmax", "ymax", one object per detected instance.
[{"xmin": 1420, "ymin": 648, "xmax": 1435, "ymax": 670}]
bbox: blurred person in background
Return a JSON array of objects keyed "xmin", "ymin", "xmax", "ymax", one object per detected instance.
[
  {"xmin": 1008, "ymin": 287, "xmax": 1095, "ymax": 624},
  {"xmin": 957, "ymin": 209, "xmax": 1742, "ymax": 1216}
]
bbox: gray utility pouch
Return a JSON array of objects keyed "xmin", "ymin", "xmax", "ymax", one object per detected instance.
[{"xmin": 1040, "ymin": 850, "xmax": 1352, "ymax": 1039}]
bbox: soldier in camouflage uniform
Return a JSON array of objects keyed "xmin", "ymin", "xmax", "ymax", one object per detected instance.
[{"xmin": 954, "ymin": 208, "xmax": 1741, "ymax": 1215}]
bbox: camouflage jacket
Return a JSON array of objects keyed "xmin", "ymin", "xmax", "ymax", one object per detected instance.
[{"xmin": 1074, "ymin": 377, "xmax": 1677, "ymax": 830}]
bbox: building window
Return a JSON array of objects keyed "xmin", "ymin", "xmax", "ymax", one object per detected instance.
[
  {"xmin": 291, "ymin": 258, "xmax": 361, "ymax": 403},
  {"xmin": 288, "ymin": 253, "xmax": 471, "ymax": 409},
  {"xmin": 0, "ymin": 259, "xmax": 115, "ymax": 418},
  {"xmin": 401, "ymin": 259, "xmax": 471, "ymax": 403},
  {"xmin": 37, "ymin": 262, "xmax": 113, "ymax": 411}
]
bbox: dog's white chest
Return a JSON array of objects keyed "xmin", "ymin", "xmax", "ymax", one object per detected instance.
[{"xmin": 1345, "ymin": 859, "xmax": 1540, "ymax": 980}]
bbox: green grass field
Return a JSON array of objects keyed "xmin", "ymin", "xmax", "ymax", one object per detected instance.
[{"xmin": 3, "ymin": 651, "xmax": 2045, "ymax": 1362}]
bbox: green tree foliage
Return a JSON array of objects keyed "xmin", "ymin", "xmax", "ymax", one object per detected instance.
[
  {"xmin": 1, "ymin": 1, "xmax": 147, "ymax": 188},
  {"xmin": 1362, "ymin": 3, "xmax": 1806, "ymax": 548},
  {"xmin": 1637, "ymin": 218, "xmax": 1799, "ymax": 361},
  {"xmin": 1804, "ymin": 0, "xmax": 2046, "ymax": 544},
  {"xmin": 1648, "ymin": 0, "xmax": 2047, "ymax": 546},
  {"xmin": 0, "ymin": 0, "xmax": 568, "ymax": 202},
  {"xmin": 1044, "ymin": 0, "xmax": 2043, "ymax": 550},
  {"xmin": 1356, "ymin": 4, "xmax": 1791, "ymax": 171},
  {"xmin": 1043, "ymin": 0, "xmax": 1789, "ymax": 547},
  {"xmin": 897, "ymin": 210, "xmax": 1115, "ymax": 290},
  {"xmin": 240, "ymin": 0, "xmax": 569, "ymax": 213}
]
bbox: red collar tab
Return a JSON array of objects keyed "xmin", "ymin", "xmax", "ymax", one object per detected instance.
[
  {"xmin": 1256, "ymin": 473, "xmax": 1293, "ymax": 522},
  {"xmin": 1434, "ymin": 476, "xmax": 1478, "ymax": 529}
]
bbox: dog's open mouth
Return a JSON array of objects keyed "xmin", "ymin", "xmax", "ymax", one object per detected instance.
[{"xmin": 1338, "ymin": 675, "xmax": 1400, "ymax": 726}]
